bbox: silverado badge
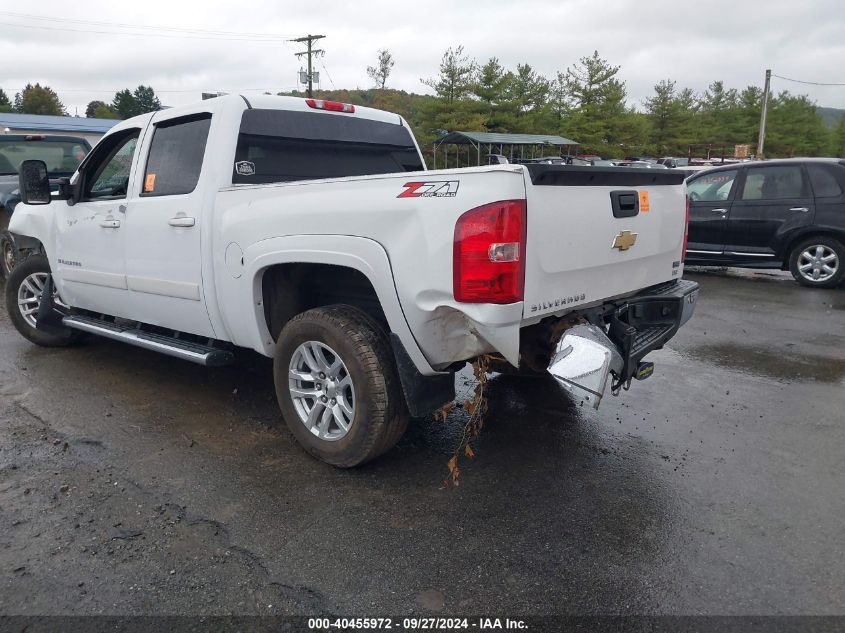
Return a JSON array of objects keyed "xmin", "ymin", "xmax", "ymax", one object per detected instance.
[{"xmin": 612, "ymin": 230, "xmax": 638, "ymax": 251}]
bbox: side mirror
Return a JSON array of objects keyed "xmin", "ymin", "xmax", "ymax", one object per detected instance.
[{"xmin": 18, "ymin": 160, "xmax": 51, "ymax": 205}]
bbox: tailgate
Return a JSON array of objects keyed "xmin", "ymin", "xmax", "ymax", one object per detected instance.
[{"xmin": 522, "ymin": 165, "xmax": 687, "ymax": 320}]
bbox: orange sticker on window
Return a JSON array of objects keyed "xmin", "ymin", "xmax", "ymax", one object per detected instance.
[
  {"xmin": 144, "ymin": 173, "xmax": 156, "ymax": 193},
  {"xmin": 639, "ymin": 190, "xmax": 650, "ymax": 212}
]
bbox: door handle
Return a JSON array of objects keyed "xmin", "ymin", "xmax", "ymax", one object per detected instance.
[
  {"xmin": 711, "ymin": 208, "xmax": 728, "ymax": 214},
  {"xmin": 168, "ymin": 216, "xmax": 196, "ymax": 228},
  {"xmin": 100, "ymin": 218, "xmax": 121, "ymax": 229},
  {"xmin": 789, "ymin": 207, "xmax": 810, "ymax": 213}
]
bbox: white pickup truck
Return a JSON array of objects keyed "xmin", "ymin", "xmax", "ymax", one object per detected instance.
[{"xmin": 6, "ymin": 94, "xmax": 698, "ymax": 467}]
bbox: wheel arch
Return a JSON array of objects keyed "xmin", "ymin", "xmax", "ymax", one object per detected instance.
[
  {"xmin": 231, "ymin": 234, "xmax": 437, "ymax": 378},
  {"xmin": 261, "ymin": 262, "xmax": 387, "ymax": 342},
  {"xmin": 781, "ymin": 229, "xmax": 845, "ymax": 270}
]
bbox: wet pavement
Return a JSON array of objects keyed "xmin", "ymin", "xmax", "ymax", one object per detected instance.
[{"xmin": 0, "ymin": 269, "xmax": 843, "ymax": 616}]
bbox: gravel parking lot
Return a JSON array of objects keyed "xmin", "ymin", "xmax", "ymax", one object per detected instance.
[{"xmin": 0, "ymin": 269, "xmax": 843, "ymax": 617}]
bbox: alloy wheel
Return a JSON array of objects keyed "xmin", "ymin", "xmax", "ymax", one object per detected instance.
[
  {"xmin": 288, "ymin": 340, "xmax": 355, "ymax": 441},
  {"xmin": 16, "ymin": 272, "xmax": 66, "ymax": 329},
  {"xmin": 798, "ymin": 245, "xmax": 839, "ymax": 283}
]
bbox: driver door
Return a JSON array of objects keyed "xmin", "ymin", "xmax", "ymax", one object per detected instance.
[
  {"xmin": 686, "ymin": 168, "xmax": 739, "ymax": 258},
  {"xmin": 53, "ymin": 126, "xmax": 145, "ymax": 316}
]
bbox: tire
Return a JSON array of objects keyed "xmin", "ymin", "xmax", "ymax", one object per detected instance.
[
  {"xmin": 273, "ymin": 305, "xmax": 409, "ymax": 467},
  {"xmin": 0, "ymin": 230, "xmax": 14, "ymax": 279},
  {"xmin": 788, "ymin": 236, "xmax": 845, "ymax": 289},
  {"xmin": 5, "ymin": 254, "xmax": 82, "ymax": 347}
]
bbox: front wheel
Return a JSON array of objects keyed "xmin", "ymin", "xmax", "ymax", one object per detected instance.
[
  {"xmin": 789, "ymin": 236, "xmax": 845, "ymax": 289},
  {"xmin": 273, "ymin": 305, "xmax": 409, "ymax": 467},
  {"xmin": 0, "ymin": 230, "xmax": 14, "ymax": 279},
  {"xmin": 5, "ymin": 254, "xmax": 82, "ymax": 347}
]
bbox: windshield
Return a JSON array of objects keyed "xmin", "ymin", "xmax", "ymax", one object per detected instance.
[{"xmin": 0, "ymin": 140, "xmax": 90, "ymax": 176}]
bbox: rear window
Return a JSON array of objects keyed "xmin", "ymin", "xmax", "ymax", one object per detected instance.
[
  {"xmin": 0, "ymin": 140, "xmax": 89, "ymax": 175},
  {"xmin": 741, "ymin": 165, "xmax": 806, "ymax": 200},
  {"xmin": 233, "ymin": 109, "xmax": 423, "ymax": 185}
]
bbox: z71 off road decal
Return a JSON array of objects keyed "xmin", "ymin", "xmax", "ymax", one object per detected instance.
[{"xmin": 398, "ymin": 180, "xmax": 459, "ymax": 198}]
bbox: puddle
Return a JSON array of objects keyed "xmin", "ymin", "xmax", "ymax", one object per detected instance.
[{"xmin": 685, "ymin": 343, "xmax": 845, "ymax": 383}]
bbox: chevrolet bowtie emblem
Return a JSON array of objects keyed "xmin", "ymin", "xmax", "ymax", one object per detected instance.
[{"xmin": 612, "ymin": 230, "xmax": 638, "ymax": 251}]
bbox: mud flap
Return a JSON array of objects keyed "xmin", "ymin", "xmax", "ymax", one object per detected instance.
[
  {"xmin": 35, "ymin": 276, "xmax": 68, "ymax": 335},
  {"xmin": 389, "ymin": 333, "xmax": 455, "ymax": 418}
]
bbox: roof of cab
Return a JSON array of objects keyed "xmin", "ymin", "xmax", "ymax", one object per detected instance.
[
  {"xmin": 113, "ymin": 93, "xmax": 406, "ymax": 135},
  {"xmin": 241, "ymin": 94, "xmax": 403, "ymax": 126}
]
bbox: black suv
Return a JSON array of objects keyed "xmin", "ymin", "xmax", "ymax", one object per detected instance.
[{"xmin": 685, "ymin": 158, "xmax": 845, "ymax": 288}]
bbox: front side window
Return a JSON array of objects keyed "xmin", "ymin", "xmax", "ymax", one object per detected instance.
[
  {"xmin": 142, "ymin": 114, "xmax": 211, "ymax": 196},
  {"xmin": 85, "ymin": 132, "xmax": 140, "ymax": 200},
  {"xmin": 688, "ymin": 169, "xmax": 737, "ymax": 202},
  {"xmin": 741, "ymin": 165, "xmax": 806, "ymax": 200}
]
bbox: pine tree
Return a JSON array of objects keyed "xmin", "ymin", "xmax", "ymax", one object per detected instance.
[
  {"xmin": 421, "ymin": 46, "xmax": 477, "ymax": 103},
  {"xmin": 0, "ymin": 88, "xmax": 11, "ymax": 113},
  {"xmin": 557, "ymin": 51, "xmax": 628, "ymax": 155}
]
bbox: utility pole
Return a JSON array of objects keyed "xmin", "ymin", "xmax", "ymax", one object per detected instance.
[
  {"xmin": 757, "ymin": 69, "xmax": 771, "ymax": 160},
  {"xmin": 290, "ymin": 34, "xmax": 325, "ymax": 98}
]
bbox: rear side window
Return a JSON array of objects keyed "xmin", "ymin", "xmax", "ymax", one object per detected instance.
[
  {"xmin": 807, "ymin": 163, "xmax": 843, "ymax": 198},
  {"xmin": 233, "ymin": 108, "xmax": 424, "ymax": 184},
  {"xmin": 741, "ymin": 165, "xmax": 806, "ymax": 200},
  {"xmin": 142, "ymin": 114, "xmax": 211, "ymax": 196}
]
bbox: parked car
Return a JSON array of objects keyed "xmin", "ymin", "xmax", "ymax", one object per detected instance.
[
  {"xmin": 685, "ymin": 158, "xmax": 845, "ymax": 288},
  {"xmin": 618, "ymin": 161, "xmax": 669, "ymax": 169},
  {"xmin": 657, "ymin": 157, "xmax": 690, "ymax": 168},
  {"xmin": 590, "ymin": 159, "xmax": 617, "ymax": 167},
  {"xmin": 0, "ymin": 134, "xmax": 91, "ymax": 278},
  {"xmin": 528, "ymin": 156, "xmax": 591, "ymax": 166},
  {"xmin": 7, "ymin": 94, "xmax": 697, "ymax": 467}
]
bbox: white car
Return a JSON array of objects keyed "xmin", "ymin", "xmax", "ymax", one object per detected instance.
[{"xmin": 6, "ymin": 94, "xmax": 698, "ymax": 467}]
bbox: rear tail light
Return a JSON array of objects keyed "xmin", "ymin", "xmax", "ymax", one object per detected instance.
[
  {"xmin": 453, "ymin": 200, "xmax": 527, "ymax": 304},
  {"xmin": 682, "ymin": 195, "xmax": 690, "ymax": 261},
  {"xmin": 305, "ymin": 98, "xmax": 355, "ymax": 113}
]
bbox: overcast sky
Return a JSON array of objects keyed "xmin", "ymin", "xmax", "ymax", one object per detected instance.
[{"xmin": 3, "ymin": 0, "xmax": 845, "ymax": 115}]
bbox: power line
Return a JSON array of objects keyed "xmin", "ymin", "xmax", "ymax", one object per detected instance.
[
  {"xmin": 0, "ymin": 20, "xmax": 287, "ymax": 42},
  {"xmin": 771, "ymin": 73, "xmax": 845, "ymax": 87},
  {"xmin": 4, "ymin": 87, "xmax": 299, "ymax": 95},
  {"xmin": 0, "ymin": 11, "xmax": 294, "ymax": 38},
  {"xmin": 318, "ymin": 59, "xmax": 337, "ymax": 90}
]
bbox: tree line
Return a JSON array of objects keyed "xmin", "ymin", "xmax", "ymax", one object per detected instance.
[
  {"xmin": 0, "ymin": 83, "xmax": 161, "ymax": 120},
  {"xmin": 3, "ymin": 47, "xmax": 845, "ymax": 160},
  {"xmin": 335, "ymin": 47, "xmax": 843, "ymax": 160}
]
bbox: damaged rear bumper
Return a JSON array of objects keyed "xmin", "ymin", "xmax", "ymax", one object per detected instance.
[{"xmin": 548, "ymin": 279, "xmax": 699, "ymax": 407}]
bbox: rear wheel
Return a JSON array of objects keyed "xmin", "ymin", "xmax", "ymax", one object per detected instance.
[
  {"xmin": 273, "ymin": 305, "xmax": 409, "ymax": 467},
  {"xmin": 789, "ymin": 236, "xmax": 845, "ymax": 289},
  {"xmin": 5, "ymin": 254, "xmax": 81, "ymax": 347}
]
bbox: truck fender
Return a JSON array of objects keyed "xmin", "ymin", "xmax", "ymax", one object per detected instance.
[{"xmin": 229, "ymin": 234, "xmax": 440, "ymax": 379}]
